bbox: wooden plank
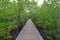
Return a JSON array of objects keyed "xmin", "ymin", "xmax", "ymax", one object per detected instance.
[{"xmin": 15, "ymin": 19, "xmax": 44, "ymax": 40}]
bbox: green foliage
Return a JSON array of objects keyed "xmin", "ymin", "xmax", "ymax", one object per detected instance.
[
  {"xmin": 0, "ymin": 0, "xmax": 18, "ymax": 40},
  {"xmin": 32, "ymin": 0, "xmax": 60, "ymax": 40},
  {"xmin": 0, "ymin": 0, "xmax": 60, "ymax": 40}
]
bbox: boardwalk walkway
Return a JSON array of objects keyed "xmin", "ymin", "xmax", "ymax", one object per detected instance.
[{"xmin": 15, "ymin": 19, "xmax": 44, "ymax": 40}]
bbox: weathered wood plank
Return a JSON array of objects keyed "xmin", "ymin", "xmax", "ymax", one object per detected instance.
[{"xmin": 15, "ymin": 19, "xmax": 44, "ymax": 40}]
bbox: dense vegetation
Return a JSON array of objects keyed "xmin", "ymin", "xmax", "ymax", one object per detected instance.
[
  {"xmin": 32, "ymin": 1, "xmax": 59, "ymax": 40},
  {"xmin": 0, "ymin": 0, "xmax": 60, "ymax": 40}
]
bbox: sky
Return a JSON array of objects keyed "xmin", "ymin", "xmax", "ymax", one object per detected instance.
[
  {"xmin": 35, "ymin": 0, "xmax": 44, "ymax": 6},
  {"xmin": 10, "ymin": 0, "xmax": 17, "ymax": 2},
  {"xmin": 10, "ymin": 0, "xmax": 44, "ymax": 6}
]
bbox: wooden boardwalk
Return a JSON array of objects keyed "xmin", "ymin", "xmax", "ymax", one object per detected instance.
[{"xmin": 15, "ymin": 19, "xmax": 44, "ymax": 40}]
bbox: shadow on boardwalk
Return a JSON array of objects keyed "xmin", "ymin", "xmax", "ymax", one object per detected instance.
[{"xmin": 15, "ymin": 19, "xmax": 44, "ymax": 40}]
